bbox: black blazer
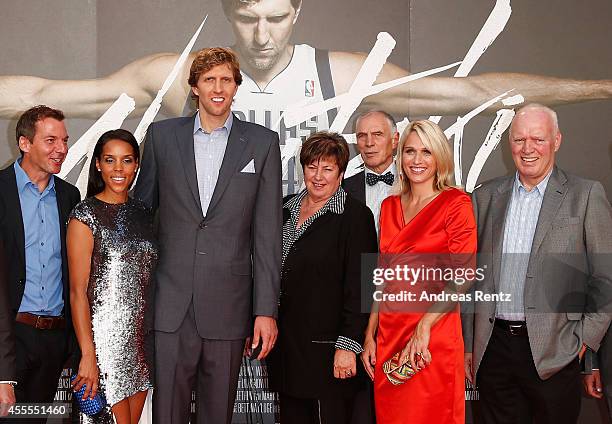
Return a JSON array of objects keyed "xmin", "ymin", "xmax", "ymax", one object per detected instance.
[
  {"xmin": 0, "ymin": 238, "xmax": 15, "ymax": 380},
  {"xmin": 342, "ymin": 170, "xmax": 365, "ymax": 204},
  {"xmin": 0, "ymin": 164, "xmax": 80, "ymax": 379},
  {"xmin": 268, "ymin": 193, "xmax": 378, "ymax": 399}
]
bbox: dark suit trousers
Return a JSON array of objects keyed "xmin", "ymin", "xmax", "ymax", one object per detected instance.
[
  {"xmin": 11, "ymin": 322, "xmax": 67, "ymax": 424},
  {"xmin": 280, "ymin": 392, "xmax": 356, "ymax": 424},
  {"xmin": 350, "ymin": 371, "xmax": 375, "ymax": 424},
  {"xmin": 154, "ymin": 303, "xmax": 244, "ymax": 424},
  {"xmin": 477, "ymin": 325, "xmax": 581, "ymax": 424}
]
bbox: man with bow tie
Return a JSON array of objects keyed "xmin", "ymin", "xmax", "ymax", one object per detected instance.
[
  {"xmin": 343, "ymin": 110, "xmax": 399, "ymax": 235},
  {"xmin": 341, "ymin": 110, "xmax": 398, "ymax": 424}
]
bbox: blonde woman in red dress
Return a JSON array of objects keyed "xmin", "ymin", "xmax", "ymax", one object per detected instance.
[{"xmin": 361, "ymin": 120, "xmax": 477, "ymax": 423}]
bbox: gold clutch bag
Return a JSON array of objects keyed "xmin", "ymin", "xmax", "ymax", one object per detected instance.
[{"xmin": 382, "ymin": 351, "xmax": 418, "ymax": 385}]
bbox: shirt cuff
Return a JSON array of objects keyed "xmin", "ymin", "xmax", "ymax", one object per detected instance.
[
  {"xmin": 0, "ymin": 381, "xmax": 17, "ymax": 386},
  {"xmin": 335, "ymin": 336, "xmax": 364, "ymax": 354}
]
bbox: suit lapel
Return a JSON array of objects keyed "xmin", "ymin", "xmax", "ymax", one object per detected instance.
[
  {"xmin": 491, "ymin": 176, "xmax": 513, "ymax": 291},
  {"xmin": 357, "ymin": 171, "xmax": 366, "ymax": 203},
  {"xmin": 1, "ymin": 166, "xmax": 25, "ymax": 267},
  {"xmin": 208, "ymin": 116, "xmax": 248, "ymax": 213},
  {"xmin": 175, "ymin": 115, "xmax": 202, "ymax": 215},
  {"xmin": 54, "ymin": 180, "xmax": 71, "ymax": 248},
  {"xmin": 529, "ymin": 168, "xmax": 567, "ymax": 257}
]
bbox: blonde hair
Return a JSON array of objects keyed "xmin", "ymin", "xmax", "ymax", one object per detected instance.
[{"xmin": 395, "ymin": 120, "xmax": 455, "ymax": 195}]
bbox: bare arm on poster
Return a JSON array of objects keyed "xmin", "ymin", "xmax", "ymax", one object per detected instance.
[
  {"xmin": 329, "ymin": 51, "xmax": 612, "ymax": 116},
  {"xmin": 1, "ymin": 50, "xmax": 612, "ymax": 119},
  {"xmin": 0, "ymin": 53, "xmax": 193, "ymax": 119}
]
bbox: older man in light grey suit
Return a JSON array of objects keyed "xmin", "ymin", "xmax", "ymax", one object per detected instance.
[
  {"xmin": 134, "ymin": 47, "xmax": 281, "ymax": 424},
  {"xmin": 462, "ymin": 104, "xmax": 612, "ymax": 424}
]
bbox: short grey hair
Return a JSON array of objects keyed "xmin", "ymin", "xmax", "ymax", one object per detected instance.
[
  {"xmin": 511, "ymin": 103, "xmax": 559, "ymax": 133},
  {"xmin": 355, "ymin": 110, "xmax": 397, "ymax": 134}
]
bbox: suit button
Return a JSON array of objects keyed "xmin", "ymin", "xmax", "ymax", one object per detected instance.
[
  {"xmin": 17, "ymin": 279, "xmax": 24, "ymax": 285},
  {"xmin": 199, "ymin": 221, "xmax": 207, "ymax": 229}
]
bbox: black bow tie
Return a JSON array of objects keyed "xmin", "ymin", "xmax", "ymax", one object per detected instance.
[{"xmin": 366, "ymin": 171, "xmax": 394, "ymax": 186}]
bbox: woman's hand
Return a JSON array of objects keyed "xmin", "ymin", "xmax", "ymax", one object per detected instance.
[
  {"xmin": 334, "ymin": 349, "xmax": 357, "ymax": 379},
  {"xmin": 360, "ymin": 336, "xmax": 377, "ymax": 381},
  {"xmin": 72, "ymin": 353, "xmax": 99, "ymax": 400},
  {"xmin": 400, "ymin": 320, "xmax": 432, "ymax": 371}
]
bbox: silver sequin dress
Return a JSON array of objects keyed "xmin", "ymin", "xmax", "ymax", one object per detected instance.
[{"xmin": 70, "ymin": 197, "xmax": 157, "ymax": 422}]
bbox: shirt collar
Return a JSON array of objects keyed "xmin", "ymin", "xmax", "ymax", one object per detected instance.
[
  {"xmin": 365, "ymin": 160, "xmax": 396, "ymax": 176},
  {"xmin": 284, "ymin": 186, "xmax": 346, "ymax": 215},
  {"xmin": 14, "ymin": 159, "xmax": 55, "ymax": 194},
  {"xmin": 193, "ymin": 111, "xmax": 233, "ymax": 135},
  {"xmin": 514, "ymin": 169, "xmax": 552, "ymax": 196}
]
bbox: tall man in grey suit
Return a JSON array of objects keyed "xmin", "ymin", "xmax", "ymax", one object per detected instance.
[
  {"xmin": 463, "ymin": 104, "xmax": 612, "ymax": 423},
  {"xmin": 134, "ymin": 47, "xmax": 282, "ymax": 424}
]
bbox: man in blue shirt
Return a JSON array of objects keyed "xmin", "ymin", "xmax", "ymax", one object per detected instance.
[{"xmin": 0, "ymin": 105, "xmax": 80, "ymax": 422}]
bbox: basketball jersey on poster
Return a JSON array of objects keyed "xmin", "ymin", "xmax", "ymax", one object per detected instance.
[{"xmin": 232, "ymin": 44, "xmax": 335, "ymax": 144}]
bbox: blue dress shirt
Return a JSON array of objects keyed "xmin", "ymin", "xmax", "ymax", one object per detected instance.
[{"xmin": 14, "ymin": 160, "xmax": 64, "ymax": 316}]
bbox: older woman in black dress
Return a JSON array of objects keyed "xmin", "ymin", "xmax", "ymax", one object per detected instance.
[{"xmin": 267, "ymin": 131, "xmax": 378, "ymax": 424}]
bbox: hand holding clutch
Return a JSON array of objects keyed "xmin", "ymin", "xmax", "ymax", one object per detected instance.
[{"xmin": 382, "ymin": 351, "xmax": 418, "ymax": 385}]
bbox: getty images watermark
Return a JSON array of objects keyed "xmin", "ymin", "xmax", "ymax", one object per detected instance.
[
  {"xmin": 359, "ymin": 253, "xmax": 507, "ymax": 313},
  {"xmin": 360, "ymin": 252, "xmax": 612, "ymax": 314},
  {"xmin": 370, "ymin": 263, "xmax": 510, "ymax": 303}
]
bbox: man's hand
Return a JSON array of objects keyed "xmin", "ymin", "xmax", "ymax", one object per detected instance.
[
  {"xmin": 583, "ymin": 370, "xmax": 604, "ymax": 399},
  {"xmin": 360, "ymin": 336, "xmax": 376, "ymax": 381},
  {"xmin": 334, "ymin": 349, "xmax": 357, "ymax": 379},
  {"xmin": 465, "ymin": 352, "xmax": 474, "ymax": 384},
  {"xmin": 0, "ymin": 383, "xmax": 16, "ymax": 417},
  {"xmin": 579, "ymin": 343, "xmax": 587, "ymax": 360},
  {"xmin": 251, "ymin": 316, "xmax": 277, "ymax": 360}
]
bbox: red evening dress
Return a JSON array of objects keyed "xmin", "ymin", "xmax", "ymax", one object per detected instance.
[{"xmin": 374, "ymin": 188, "xmax": 477, "ymax": 424}]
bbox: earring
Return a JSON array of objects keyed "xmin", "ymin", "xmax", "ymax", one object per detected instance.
[{"xmin": 97, "ymin": 168, "xmax": 101, "ymax": 171}]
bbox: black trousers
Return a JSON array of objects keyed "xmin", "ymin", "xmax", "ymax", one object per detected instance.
[
  {"xmin": 477, "ymin": 325, "xmax": 581, "ymax": 424},
  {"xmin": 279, "ymin": 392, "xmax": 356, "ymax": 424},
  {"xmin": 9, "ymin": 322, "xmax": 68, "ymax": 424},
  {"xmin": 350, "ymin": 378, "xmax": 375, "ymax": 424}
]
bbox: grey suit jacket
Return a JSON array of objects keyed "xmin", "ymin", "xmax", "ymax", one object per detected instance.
[
  {"xmin": 134, "ymin": 113, "xmax": 282, "ymax": 340},
  {"xmin": 463, "ymin": 167, "xmax": 612, "ymax": 380}
]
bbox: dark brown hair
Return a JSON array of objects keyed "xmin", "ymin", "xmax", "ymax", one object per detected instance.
[
  {"xmin": 16, "ymin": 105, "xmax": 65, "ymax": 154},
  {"xmin": 221, "ymin": 0, "xmax": 302, "ymax": 16},
  {"xmin": 300, "ymin": 131, "xmax": 349, "ymax": 173}
]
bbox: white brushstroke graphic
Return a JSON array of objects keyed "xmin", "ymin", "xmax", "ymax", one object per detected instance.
[
  {"xmin": 280, "ymin": 138, "xmax": 302, "ymax": 180},
  {"xmin": 283, "ymin": 62, "xmax": 460, "ymax": 129},
  {"xmin": 465, "ymin": 108, "xmax": 515, "ymax": 192},
  {"xmin": 134, "ymin": 15, "xmax": 208, "ymax": 144},
  {"xmin": 442, "ymin": 89, "xmax": 514, "ymax": 187},
  {"xmin": 452, "ymin": 125, "xmax": 465, "ymax": 186},
  {"xmin": 344, "ymin": 155, "xmax": 365, "ymax": 179},
  {"xmin": 429, "ymin": 0, "xmax": 512, "ymax": 124},
  {"xmin": 444, "ymin": 89, "xmax": 513, "ymax": 137},
  {"xmin": 59, "ymin": 93, "xmax": 136, "ymax": 197},
  {"xmin": 329, "ymin": 32, "xmax": 396, "ymax": 132},
  {"xmin": 502, "ymin": 94, "xmax": 525, "ymax": 106}
]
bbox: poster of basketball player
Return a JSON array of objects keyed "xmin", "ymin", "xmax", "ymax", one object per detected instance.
[{"xmin": 0, "ymin": 1, "xmax": 610, "ymax": 423}]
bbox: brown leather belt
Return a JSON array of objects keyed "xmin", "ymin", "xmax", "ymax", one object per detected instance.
[
  {"xmin": 15, "ymin": 312, "xmax": 66, "ymax": 330},
  {"xmin": 494, "ymin": 319, "xmax": 527, "ymax": 336}
]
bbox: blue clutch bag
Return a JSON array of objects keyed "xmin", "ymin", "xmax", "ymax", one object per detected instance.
[{"xmin": 71, "ymin": 373, "xmax": 107, "ymax": 416}]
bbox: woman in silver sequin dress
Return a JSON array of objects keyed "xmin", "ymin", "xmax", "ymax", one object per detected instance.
[{"xmin": 67, "ymin": 129, "xmax": 157, "ymax": 424}]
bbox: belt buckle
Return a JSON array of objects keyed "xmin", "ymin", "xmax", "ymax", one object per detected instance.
[
  {"xmin": 508, "ymin": 324, "xmax": 523, "ymax": 336},
  {"xmin": 35, "ymin": 316, "xmax": 53, "ymax": 330}
]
